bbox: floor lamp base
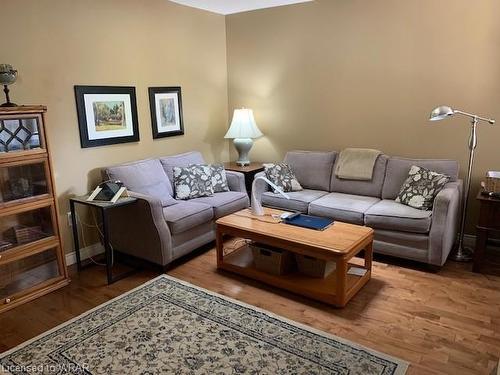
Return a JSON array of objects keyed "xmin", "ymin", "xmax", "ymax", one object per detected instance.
[{"xmin": 450, "ymin": 245, "xmax": 473, "ymax": 262}]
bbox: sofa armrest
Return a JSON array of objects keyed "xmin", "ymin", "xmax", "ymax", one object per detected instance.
[
  {"xmin": 107, "ymin": 191, "xmax": 173, "ymax": 266},
  {"xmin": 226, "ymin": 170, "xmax": 247, "ymax": 193},
  {"xmin": 428, "ymin": 180, "xmax": 462, "ymax": 266}
]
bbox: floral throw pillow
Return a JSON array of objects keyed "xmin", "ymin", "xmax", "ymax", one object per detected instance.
[
  {"xmin": 264, "ymin": 163, "xmax": 303, "ymax": 193},
  {"xmin": 189, "ymin": 164, "xmax": 229, "ymax": 193},
  {"xmin": 396, "ymin": 165, "xmax": 450, "ymax": 210},
  {"xmin": 173, "ymin": 165, "xmax": 214, "ymax": 200},
  {"xmin": 209, "ymin": 164, "xmax": 230, "ymax": 193}
]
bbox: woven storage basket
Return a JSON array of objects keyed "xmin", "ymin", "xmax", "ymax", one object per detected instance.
[
  {"xmin": 14, "ymin": 225, "xmax": 44, "ymax": 244},
  {"xmin": 485, "ymin": 176, "xmax": 500, "ymax": 193},
  {"xmin": 295, "ymin": 254, "xmax": 336, "ymax": 278},
  {"xmin": 250, "ymin": 243, "xmax": 295, "ymax": 275}
]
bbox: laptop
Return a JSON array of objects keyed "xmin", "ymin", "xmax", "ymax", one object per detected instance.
[{"xmin": 282, "ymin": 213, "xmax": 334, "ymax": 231}]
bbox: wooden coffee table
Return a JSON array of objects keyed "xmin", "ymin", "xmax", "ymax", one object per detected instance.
[{"xmin": 216, "ymin": 208, "xmax": 374, "ymax": 307}]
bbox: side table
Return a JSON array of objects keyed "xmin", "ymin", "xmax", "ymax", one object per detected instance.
[
  {"xmin": 70, "ymin": 195, "xmax": 139, "ymax": 284},
  {"xmin": 224, "ymin": 162, "xmax": 264, "ymax": 197},
  {"xmin": 473, "ymin": 192, "xmax": 500, "ymax": 273}
]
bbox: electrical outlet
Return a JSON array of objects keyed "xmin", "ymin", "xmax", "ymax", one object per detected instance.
[{"xmin": 67, "ymin": 212, "xmax": 73, "ymax": 227}]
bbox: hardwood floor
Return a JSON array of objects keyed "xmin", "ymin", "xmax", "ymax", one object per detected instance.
[{"xmin": 1, "ymin": 244, "xmax": 499, "ymax": 375}]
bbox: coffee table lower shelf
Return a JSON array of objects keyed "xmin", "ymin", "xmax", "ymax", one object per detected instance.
[{"xmin": 218, "ymin": 244, "xmax": 371, "ymax": 307}]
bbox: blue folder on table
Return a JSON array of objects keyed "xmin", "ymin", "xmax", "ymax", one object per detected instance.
[{"xmin": 282, "ymin": 213, "xmax": 334, "ymax": 231}]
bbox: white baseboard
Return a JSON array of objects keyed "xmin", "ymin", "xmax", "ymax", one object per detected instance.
[
  {"xmin": 65, "ymin": 243, "xmax": 104, "ymax": 266},
  {"xmin": 64, "ymin": 235, "xmax": 497, "ymax": 267},
  {"xmin": 463, "ymin": 234, "xmax": 500, "ymax": 250},
  {"xmin": 463, "ymin": 234, "xmax": 476, "ymax": 248}
]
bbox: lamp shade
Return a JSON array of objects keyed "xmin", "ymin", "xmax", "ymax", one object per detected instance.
[
  {"xmin": 0, "ymin": 64, "xmax": 18, "ymax": 85},
  {"xmin": 429, "ymin": 106, "xmax": 454, "ymax": 121},
  {"xmin": 224, "ymin": 108, "xmax": 263, "ymax": 139}
]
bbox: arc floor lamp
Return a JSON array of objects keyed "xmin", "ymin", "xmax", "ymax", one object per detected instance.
[{"xmin": 429, "ymin": 106, "xmax": 495, "ymax": 261}]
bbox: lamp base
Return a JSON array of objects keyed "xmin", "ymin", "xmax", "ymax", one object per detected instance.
[
  {"xmin": 0, "ymin": 102, "xmax": 17, "ymax": 107},
  {"xmin": 233, "ymin": 138, "xmax": 253, "ymax": 166},
  {"xmin": 2, "ymin": 85, "xmax": 17, "ymax": 107},
  {"xmin": 450, "ymin": 245, "xmax": 473, "ymax": 262}
]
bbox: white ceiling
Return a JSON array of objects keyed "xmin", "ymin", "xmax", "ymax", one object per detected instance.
[{"xmin": 169, "ymin": 0, "xmax": 314, "ymax": 15}]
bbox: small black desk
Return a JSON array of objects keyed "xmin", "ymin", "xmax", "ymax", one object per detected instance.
[{"xmin": 69, "ymin": 195, "xmax": 138, "ymax": 284}]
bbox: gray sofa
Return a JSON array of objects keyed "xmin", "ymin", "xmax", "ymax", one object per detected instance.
[
  {"xmin": 255, "ymin": 151, "xmax": 462, "ymax": 267},
  {"xmin": 102, "ymin": 151, "xmax": 249, "ymax": 268}
]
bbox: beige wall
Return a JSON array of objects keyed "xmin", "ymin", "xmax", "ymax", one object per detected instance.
[
  {"xmin": 226, "ymin": 0, "xmax": 500, "ymax": 233},
  {"xmin": 2, "ymin": 0, "xmax": 497, "ymax": 254},
  {"xmin": 2, "ymin": 0, "xmax": 229, "ymax": 253}
]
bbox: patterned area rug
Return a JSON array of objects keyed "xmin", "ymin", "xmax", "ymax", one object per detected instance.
[{"xmin": 0, "ymin": 275, "xmax": 408, "ymax": 374}]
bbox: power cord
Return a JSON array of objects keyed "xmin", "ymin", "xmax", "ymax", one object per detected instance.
[
  {"xmin": 91, "ymin": 208, "xmax": 115, "ymax": 267},
  {"xmin": 223, "ymin": 238, "xmax": 252, "ymax": 256},
  {"xmin": 75, "ymin": 208, "xmax": 114, "ymax": 267},
  {"xmin": 234, "ymin": 210, "xmax": 282, "ymax": 224}
]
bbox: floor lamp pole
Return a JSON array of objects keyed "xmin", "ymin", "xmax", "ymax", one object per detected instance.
[{"xmin": 453, "ymin": 117, "xmax": 478, "ymax": 262}]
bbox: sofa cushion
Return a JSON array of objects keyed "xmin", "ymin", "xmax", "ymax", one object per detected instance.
[
  {"xmin": 189, "ymin": 164, "xmax": 230, "ymax": 193},
  {"xmin": 173, "ymin": 165, "xmax": 214, "ymax": 200},
  {"xmin": 308, "ymin": 193, "xmax": 380, "ymax": 225},
  {"xmin": 330, "ymin": 155, "xmax": 388, "ymax": 198},
  {"xmin": 106, "ymin": 159, "xmax": 176, "ymax": 207},
  {"xmin": 382, "ymin": 157, "xmax": 459, "ymax": 200},
  {"xmin": 209, "ymin": 164, "xmax": 230, "ymax": 193},
  {"xmin": 264, "ymin": 163, "xmax": 303, "ymax": 192},
  {"xmin": 162, "ymin": 201, "xmax": 213, "ymax": 234},
  {"xmin": 395, "ymin": 165, "xmax": 451, "ymax": 210},
  {"xmin": 262, "ymin": 189, "xmax": 328, "ymax": 213},
  {"xmin": 159, "ymin": 151, "xmax": 205, "ymax": 186},
  {"xmin": 284, "ymin": 151, "xmax": 337, "ymax": 191},
  {"xmin": 191, "ymin": 191, "xmax": 249, "ymax": 218},
  {"xmin": 364, "ymin": 199, "xmax": 432, "ymax": 233}
]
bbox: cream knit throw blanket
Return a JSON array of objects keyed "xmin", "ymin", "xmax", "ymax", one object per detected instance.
[{"xmin": 335, "ymin": 148, "xmax": 382, "ymax": 181}]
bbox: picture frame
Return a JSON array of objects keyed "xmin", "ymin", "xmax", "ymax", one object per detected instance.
[
  {"xmin": 148, "ymin": 86, "xmax": 184, "ymax": 139},
  {"xmin": 74, "ymin": 85, "xmax": 140, "ymax": 148}
]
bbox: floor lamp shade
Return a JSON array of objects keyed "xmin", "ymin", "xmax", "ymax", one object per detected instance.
[
  {"xmin": 429, "ymin": 105, "xmax": 495, "ymax": 262},
  {"xmin": 225, "ymin": 108, "xmax": 263, "ymax": 166},
  {"xmin": 429, "ymin": 106, "xmax": 454, "ymax": 121}
]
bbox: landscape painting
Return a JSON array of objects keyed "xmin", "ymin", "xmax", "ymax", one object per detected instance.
[
  {"xmin": 75, "ymin": 86, "xmax": 140, "ymax": 148},
  {"xmin": 149, "ymin": 86, "xmax": 184, "ymax": 139},
  {"xmin": 92, "ymin": 101, "xmax": 126, "ymax": 131}
]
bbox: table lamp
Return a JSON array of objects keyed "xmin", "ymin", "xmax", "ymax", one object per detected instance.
[
  {"xmin": 429, "ymin": 105, "xmax": 495, "ymax": 261},
  {"xmin": 0, "ymin": 64, "xmax": 18, "ymax": 107},
  {"xmin": 224, "ymin": 108, "xmax": 263, "ymax": 166}
]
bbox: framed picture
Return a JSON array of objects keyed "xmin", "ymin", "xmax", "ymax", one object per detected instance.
[
  {"xmin": 74, "ymin": 86, "xmax": 140, "ymax": 148},
  {"xmin": 148, "ymin": 86, "xmax": 184, "ymax": 139}
]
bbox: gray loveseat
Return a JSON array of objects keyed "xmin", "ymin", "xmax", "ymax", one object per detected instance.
[
  {"xmin": 102, "ymin": 151, "xmax": 249, "ymax": 268},
  {"xmin": 255, "ymin": 151, "xmax": 462, "ymax": 267}
]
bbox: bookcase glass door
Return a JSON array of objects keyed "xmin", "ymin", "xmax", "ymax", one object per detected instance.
[
  {"xmin": 0, "ymin": 117, "xmax": 42, "ymax": 153},
  {"xmin": 0, "ymin": 247, "xmax": 62, "ymax": 301},
  {"xmin": 0, "ymin": 161, "xmax": 50, "ymax": 204},
  {"xmin": 0, "ymin": 206, "xmax": 55, "ymax": 252}
]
